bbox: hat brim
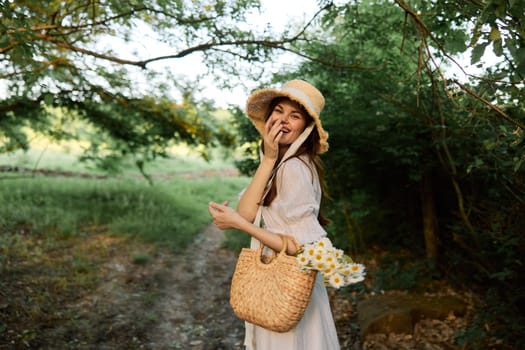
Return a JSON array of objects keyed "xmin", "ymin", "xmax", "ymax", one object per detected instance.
[{"xmin": 245, "ymin": 88, "xmax": 329, "ymax": 154}]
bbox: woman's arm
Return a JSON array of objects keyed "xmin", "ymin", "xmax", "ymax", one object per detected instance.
[
  {"xmin": 236, "ymin": 157, "xmax": 275, "ymax": 222},
  {"xmin": 208, "ymin": 201, "xmax": 299, "ymax": 255},
  {"xmin": 236, "ymin": 113, "xmax": 283, "ymax": 222}
]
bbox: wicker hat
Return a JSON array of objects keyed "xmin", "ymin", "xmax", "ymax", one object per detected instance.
[{"xmin": 245, "ymin": 79, "xmax": 329, "ymax": 154}]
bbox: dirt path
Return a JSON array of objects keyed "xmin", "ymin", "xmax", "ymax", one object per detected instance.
[
  {"xmin": 143, "ymin": 225, "xmax": 466, "ymax": 350},
  {"xmin": 147, "ymin": 224, "xmax": 245, "ymax": 349},
  {"xmin": 145, "ymin": 225, "xmax": 361, "ymax": 350}
]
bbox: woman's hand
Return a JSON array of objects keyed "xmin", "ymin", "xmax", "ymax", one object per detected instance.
[
  {"xmin": 208, "ymin": 201, "xmax": 247, "ymax": 230},
  {"xmin": 262, "ymin": 115, "xmax": 283, "ymax": 161}
]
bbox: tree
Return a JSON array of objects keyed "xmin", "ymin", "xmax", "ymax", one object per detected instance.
[
  {"xmin": 230, "ymin": 0, "xmax": 523, "ymax": 347},
  {"xmin": 0, "ymin": 0, "xmax": 329, "ymax": 169},
  {"xmin": 394, "ymin": 0, "xmax": 525, "ymax": 130},
  {"xmin": 280, "ymin": 1, "xmax": 524, "ymax": 347}
]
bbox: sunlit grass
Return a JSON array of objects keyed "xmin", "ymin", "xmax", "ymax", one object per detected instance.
[
  {"xmin": 0, "ymin": 143, "xmax": 235, "ymax": 177},
  {"xmin": 0, "ymin": 175, "xmax": 248, "ymax": 251}
]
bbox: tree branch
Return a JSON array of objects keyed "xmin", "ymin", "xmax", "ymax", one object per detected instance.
[
  {"xmin": 5, "ymin": 5, "xmax": 220, "ymax": 34},
  {"xmin": 1, "ymin": 2, "xmax": 359, "ymax": 74},
  {"xmin": 394, "ymin": 0, "xmax": 525, "ymax": 131},
  {"xmin": 452, "ymin": 79, "xmax": 525, "ymax": 130}
]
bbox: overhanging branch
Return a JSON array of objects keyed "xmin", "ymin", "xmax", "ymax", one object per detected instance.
[
  {"xmin": 394, "ymin": 0, "xmax": 524, "ymax": 131},
  {"xmin": 452, "ymin": 79, "xmax": 525, "ymax": 130},
  {"xmin": 1, "ymin": 2, "xmax": 337, "ymax": 70}
]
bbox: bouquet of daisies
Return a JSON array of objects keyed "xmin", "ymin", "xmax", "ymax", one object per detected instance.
[{"xmin": 296, "ymin": 237, "xmax": 365, "ymax": 289}]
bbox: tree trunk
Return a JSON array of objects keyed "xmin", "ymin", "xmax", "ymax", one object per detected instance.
[{"xmin": 421, "ymin": 173, "xmax": 439, "ymax": 260}]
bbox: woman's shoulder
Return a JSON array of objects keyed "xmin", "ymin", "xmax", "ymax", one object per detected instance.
[
  {"xmin": 282, "ymin": 155, "xmax": 311, "ymax": 169},
  {"xmin": 279, "ymin": 156, "xmax": 316, "ymax": 180}
]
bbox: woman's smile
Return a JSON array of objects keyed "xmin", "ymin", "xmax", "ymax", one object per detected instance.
[{"xmin": 269, "ymin": 100, "xmax": 308, "ymax": 146}]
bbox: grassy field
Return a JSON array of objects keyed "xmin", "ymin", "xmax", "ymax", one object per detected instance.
[
  {"xmin": 0, "ymin": 139, "xmax": 236, "ymax": 176},
  {"xmin": 0, "ymin": 143, "xmax": 250, "ymax": 348},
  {"xmin": 0, "ymin": 143, "xmax": 248, "ymax": 251},
  {"xmin": 1, "ymin": 176, "xmax": 246, "ymax": 250}
]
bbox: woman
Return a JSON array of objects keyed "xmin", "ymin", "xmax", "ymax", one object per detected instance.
[{"xmin": 208, "ymin": 79, "xmax": 340, "ymax": 350}]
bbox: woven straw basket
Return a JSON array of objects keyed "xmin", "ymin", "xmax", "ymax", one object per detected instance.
[{"xmin": 229, "ymin": 234, "xmax": 317, "ymax": 333}]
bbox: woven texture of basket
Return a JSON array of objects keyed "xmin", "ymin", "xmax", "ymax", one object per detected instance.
[{"xmin": 229, "ymin": 234, "xmax": 317, "ymax": 333}]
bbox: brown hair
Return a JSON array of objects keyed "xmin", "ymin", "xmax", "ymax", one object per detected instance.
[{"xmin": 261, "ymin": 97, "xmax": 330, "ymax": 226}]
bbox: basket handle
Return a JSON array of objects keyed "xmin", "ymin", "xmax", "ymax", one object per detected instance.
[
  {"xmin": 256, "ymin": 233, "xmax": 287, "ymax": 255},
  {"xmin": 256, "ymin": 233, "xmax": 301, "ymax": 262},
  {"xmin": 255, "ymin": 234, "xmax": 285, "ymax": 267}
]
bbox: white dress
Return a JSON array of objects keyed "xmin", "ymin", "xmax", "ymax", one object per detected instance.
[{"xmin": 244, "ymin": 156, "xmax": 341, "ymax": 350}]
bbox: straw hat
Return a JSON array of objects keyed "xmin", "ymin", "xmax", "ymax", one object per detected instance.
[{"xmin": 245, "ymin": 79, "xmax": 329, "ymax": 154}]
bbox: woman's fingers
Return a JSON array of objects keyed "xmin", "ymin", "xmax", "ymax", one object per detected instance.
[
  {"xmin": 208, "ymin": 201, "xmax": 223, "ymax": 216},
  {"xmin": 208, "ymin": 201, "xmax": 233, "ymax": 216},
  {"xmin": 208, "ymin": 201, "xmax": 241, "ymax": 230},
  {"xmin": 274, "ymin": 128, "xmax": 283, "ymax": 143},
  {"xmin": 263, "ymin": 117, "xmax": 283, "ymax": 160},
  {"xmin": 269, "ymin": 118, "xmax": 282, "ymax": 138},
  {"xmin": 265, "ymin": 116, "xmax": 282, "ymax": 142},
  {"xmin": 265, "ymin": 115, "xmax": 277, "ymax": 133}
]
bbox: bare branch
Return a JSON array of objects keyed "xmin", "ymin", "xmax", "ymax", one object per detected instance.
[
  {"xmin": 274, "ymin": 45, "xmax": 377, "ymax": 70},
  {"xmin": 209, "ymin": 45, "xmax": 376, "ymax": 71},
  {"xmin": 452, "ymin": 79, "xmax": 525, "ymax": 130},
  {"xmin": 1, "ymin": 1, "xmax": 373, "ymax": 88},
  {"xmin": 2, "ymin": 3, "xmax": 332, "ymax": 70},
  {"xmin": 4, "ymin": 5, "xmax": 219, "ymax": 34},
  {"xmin": 394, "ymin": 0, "xmax": 468, "ymax": 77}
]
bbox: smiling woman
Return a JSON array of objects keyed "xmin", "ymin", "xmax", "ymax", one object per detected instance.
[
  {"xmin": 209, "ymin": 79, "xmax": 340, "ymax": 350},
  {"xmin": 266, "ymin": 98, "xmax": 309, "ymax": 151}
]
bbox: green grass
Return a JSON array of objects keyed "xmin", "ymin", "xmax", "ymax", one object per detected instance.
[
  {"xmin": 0, "ymin": 175, "xmax": 248, "ymax": 251},
  {"xmin": 0, "ymin": 138, "xmax": 251, "ymax": 251},
  {"xmin": 0, "ymin": 140, "xmax": 235, "ymax": 177},
  {"xmin": 0, "ymin": 142, "xmax": 250, "ymax": 348},
  {"xmin": 223, "ymin": 229, "xmax": 252, "ymax": 252},
  {"xmin": 0, "ymin": 142, "xmax": 249, "ymax": 251}
]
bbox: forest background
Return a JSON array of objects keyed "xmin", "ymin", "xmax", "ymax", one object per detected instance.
[{"xmin": 1, "ymin": 0, "xmax": 524, "ymax": 349}]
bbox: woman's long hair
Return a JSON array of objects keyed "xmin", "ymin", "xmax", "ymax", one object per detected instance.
[{"xmin": 261, "ymin": 97, "xmax": 330, "ymax": 226}]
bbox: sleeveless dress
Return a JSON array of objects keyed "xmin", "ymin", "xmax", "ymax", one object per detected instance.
[{"xmin": 244, "ymin": 156, "xmax": 340, "ymax": 350}]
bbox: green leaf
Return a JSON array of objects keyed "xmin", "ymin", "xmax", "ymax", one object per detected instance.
[
  {"xmin": 471, "ymin": 42, "xmax": 488, "ymax": 64},
  {"xmin": 513, "ymin": 157, "xmax": 523, "ymax": 172},
  {"xmin": 489, "ymin": 26, "xmax": 501, "ymax": 41},
  {"xmin": 493, "ymin": 38, "xmax": 503, "ymax": 56},
  {"xmin": 495, "ymin": 1, "xmax": 507, "ymax": 18},
  {"xmin": 514, "ymin": 46, "xmax": 525, "ymax": 66},
  {"xmin": 43, "ymin": 94, "xmax": 54, "ymax": 106},
  {"xmin": 469, "ymin": 18, "xmax": 483, "ymax": 47},
  {"xmin": 444, "ymin": 31, "xmax": 469, "ymax": 54}
]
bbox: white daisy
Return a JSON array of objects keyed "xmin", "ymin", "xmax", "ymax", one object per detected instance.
[{"xmin": 329, "ymin": 273, "xmax": 345, "ymax": 289}]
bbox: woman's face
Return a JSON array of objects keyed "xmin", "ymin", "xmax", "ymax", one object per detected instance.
[{"xmin": 268, "ymin": 99, "xmax": 308, "ymax": 147}]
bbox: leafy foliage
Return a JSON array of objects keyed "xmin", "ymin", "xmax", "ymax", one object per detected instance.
[
  {"xmin": 233, "ymin": 1, "xmax": 524, "ymax": 347},
  {"xmin": 0, "ymin": 0, "xmax": 327, "ymax": 170},
  {"xmin": 229, "ymin": 104, "xmax": 260, "ymax": 176}
]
